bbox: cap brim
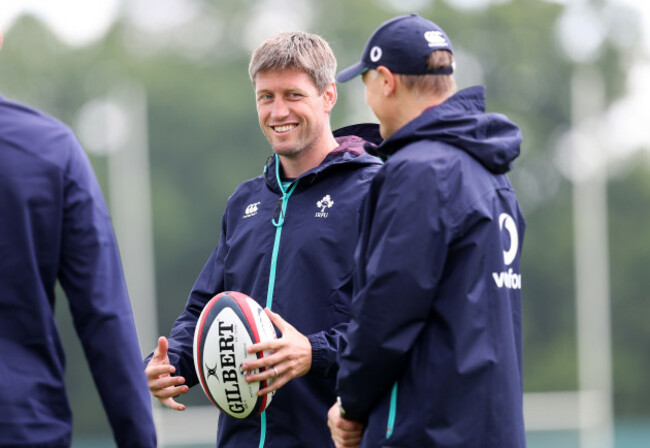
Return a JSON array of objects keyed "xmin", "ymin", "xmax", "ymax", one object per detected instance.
[{"xmin": 336, "ymin": 62, "xmax": 367, "ymax": 83}]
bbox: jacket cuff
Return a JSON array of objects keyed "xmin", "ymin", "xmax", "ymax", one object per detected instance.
[{"xmin": 307, "ymin": 333, "xmax": 332, "ymax": 378}]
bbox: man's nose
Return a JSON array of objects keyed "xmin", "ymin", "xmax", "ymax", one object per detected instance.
[{"xmin": 270, "ymin": 98, "xmax": 290, "ymax": 119}]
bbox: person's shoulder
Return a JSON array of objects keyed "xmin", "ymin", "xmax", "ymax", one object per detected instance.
[
  {"xmin": 0, "ymin": 96, "xmax": 79, "ymax": 163},
  {"xmin": 225, "ymin": 172, "xmax": 267, "ymax": 206},
  {"xmin": 1, "ymin": 96, "xmax": 73, "ymax": 138},
  {"xmin": 390, "ymin": 139, "xmax": 474, "ymax": 172},
  {"xmin": 376, "ymin": 140, "xmax": 475, "ymax": 197}
]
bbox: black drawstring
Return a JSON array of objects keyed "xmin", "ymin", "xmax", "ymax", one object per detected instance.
[
  {"xmin": 263, "ymin": 154, "xmax": 274, "ymax": 189},
  {"xmin": 271, "ymin": 197, "xmax": 284, "ymax": 224}
]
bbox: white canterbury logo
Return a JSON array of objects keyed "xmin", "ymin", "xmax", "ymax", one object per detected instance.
[
  {"xmin": 424, "ymin": 31, "xmax": 449, "ymax": 48},
  {"xmin": 492, "ymin": 213, "xmax": 522, "ymax": 290},
  {"xmin": 243, "ymin": 202, "xmax": 260, "ymax": 219},
  {"xmin": 315, "ymin": 195, "xmax": 334, "ymax": 218}
]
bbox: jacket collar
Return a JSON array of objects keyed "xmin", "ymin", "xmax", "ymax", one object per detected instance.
[{"xmin": 263, "ymin": 123, "xmax": 382, "ymax": 193}]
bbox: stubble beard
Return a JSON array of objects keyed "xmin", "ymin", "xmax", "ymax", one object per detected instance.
[{"xmin": 269, "ymin": 120, "xmax": 324, "ymax": 161}]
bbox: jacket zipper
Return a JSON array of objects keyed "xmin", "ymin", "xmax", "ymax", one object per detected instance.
[{"xmin": 259, "ymin": 154, "xmax": 298, "ymax": 448}]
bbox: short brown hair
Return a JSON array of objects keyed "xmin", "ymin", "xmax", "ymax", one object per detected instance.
[
  {"xmin": 397, "ymin": 50, "xmax": 456, "ymax": 97},
  {"xmin": 249, "ymin": 31, "xmax": 337, "ymax": 94}
]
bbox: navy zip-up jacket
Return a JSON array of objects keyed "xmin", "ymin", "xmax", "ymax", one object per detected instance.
[
  {"xmin": 155, "ymin": 125, "xmax": 382, "ymax": 447},
  {"xmin": 0, "ymin": 96, "xmax": 156, "ymax": 447},
  {"xmin": 337, "ymin": 87, "xmax": 527, "ymax": 447}
]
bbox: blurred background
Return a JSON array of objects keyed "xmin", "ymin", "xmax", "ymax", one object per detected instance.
[{"xmin": 1, "ymin": 0, "xmax": 649, "ymax": 447}]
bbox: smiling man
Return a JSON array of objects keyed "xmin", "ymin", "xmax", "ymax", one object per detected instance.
[{"xmin": 144, "ymin": 31, "xmax": 382, "ymax": 448}]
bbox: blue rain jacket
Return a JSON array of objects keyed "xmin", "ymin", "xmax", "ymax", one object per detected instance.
[
  {"xmin": 0, "ymin": 96, "xmax": 157, "ymax": 447},
  {"xmin": 337, "ymin": 87, "xmax": 527, "ymax": 447},
  {"xmin": 155, "ymin": 125, "xmax": 382, "ymax": 447}
]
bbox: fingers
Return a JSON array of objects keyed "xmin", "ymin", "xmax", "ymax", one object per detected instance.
[
  {"xmin": 245, "ymin": 308, "xmax": 289, "ymax": 354},
  {"xmin": 146, "ymin": 364, "xmax": 176, "ymax": 379},
  {"xmin": 257, "ymin": 369, "xmax": 287, "ymax": 396},
  {"xmin": 328, "ymin": 404, "xmax": 363, "ymax": 448},
  {"xmin": 264, "ymin": 307, "xmax": 285, "ymax": 329},
  {"xmin": 151, "ymin": 336, "xmax": 169, "ymax": 364},
  {"xmin": 243, "ymin": 362, "xmax": 277, "ymax": 382},
  {"xmin": 154, "ymin": 382, "xmax": 189, "ymax": 400},
  {"xmin": 248, "ymin": 364, "xmax": 286, "ymax": 396},
  {"xmin": 149, "ymin": 372, "xmax": 186, "ymax": 394},
  {"xmin": 148, "ymin": 371, "xmax": 189, "ymax": 411},
  {"xmin": 247, "ymin": 339, "xmax": 277, "ymax": 354},
  {"xmin": 266, "ymin": 308, "xmax": 301, "ymax": 339},
  {"xmin": 145, "ymin": 336, "xmax": 187, "ymax": 411},
  {"xmin": 243, "ymin": 336, "xmax": 311, "ymax": 383},
  {"xmin": 160, "ymin": 396, "xmax": 187, "ymax": 411},
  {"xmin": 242, "ymin": 310, "xmax": 311, "ymax": 395}
]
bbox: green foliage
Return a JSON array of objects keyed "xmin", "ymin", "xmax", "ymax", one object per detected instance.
[
  {"xmin": 520, "ymin": 183, "xmax": 578, "ymax": 392},
  {"xmin": 608, "ymin": 160, "xmax": 650, "ymax": 415}
]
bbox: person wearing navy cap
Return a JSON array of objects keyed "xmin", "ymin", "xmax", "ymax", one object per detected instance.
[{"xmin": 328, "ymin": 14, "xmax": 526, "ymax": 448}]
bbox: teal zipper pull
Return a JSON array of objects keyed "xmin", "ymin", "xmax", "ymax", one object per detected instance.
[{"xmin": 386, "ymin": 381, "xmax": 398, "ymax": 438}]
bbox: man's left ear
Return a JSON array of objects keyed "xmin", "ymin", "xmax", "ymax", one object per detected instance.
[
  {"xmin": 376, "ymin": 66, "xmax": 396, "ymax": 97},
  {"xmin": 323, "ymin": 82, "xmax": 337, "ymax": 113}
]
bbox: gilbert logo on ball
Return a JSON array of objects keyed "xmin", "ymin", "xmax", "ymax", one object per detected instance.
[{"xmin": 193, "ymin": 291, "xmax": 277, "ymax": 418}]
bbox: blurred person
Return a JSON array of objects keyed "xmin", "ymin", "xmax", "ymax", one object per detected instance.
[
  {"xmin": 0, "ymin": 28, "xmax": 157, "ymax": 448},
  {"xmin": 327, "ymin": 14, "xmax": 526, "ymax": 448},
  {"xmin": 144, "ymin": 31, "xmax": 382, "ymax": 447}
]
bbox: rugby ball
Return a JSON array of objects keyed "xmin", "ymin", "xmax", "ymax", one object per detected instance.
[{"xmin": 193, "ymin": 291, "xmax": 277, "ymax": 418}]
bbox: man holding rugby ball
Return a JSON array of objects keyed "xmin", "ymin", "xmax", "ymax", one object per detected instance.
[{"xmin": 145, "ymin": 31, "xmax": 382, "ymax": 448}]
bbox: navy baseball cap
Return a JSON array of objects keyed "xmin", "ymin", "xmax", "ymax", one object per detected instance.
[{"xmin": 336, "ymin": 13, "xmax": 453, "ymax": 83}]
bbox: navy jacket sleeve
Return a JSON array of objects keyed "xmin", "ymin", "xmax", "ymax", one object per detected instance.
[
  {"xmin": 58, "ymin": 133, "xmax": 157, "ymax": 447},
  {"xmin": 337, "ymin": 157, "xmax": 450, "ymax": 421},
  {"xmin": 307, "ymin": 307, "xmax": 352, "ymax": 378}
]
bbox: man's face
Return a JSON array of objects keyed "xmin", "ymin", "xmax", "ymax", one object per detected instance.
[{"xmin": 255, "ymin": 69, "xmax": 335, "ymax": 159}]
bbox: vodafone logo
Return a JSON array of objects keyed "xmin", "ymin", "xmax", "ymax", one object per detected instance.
[
  {"xmin": 492, "ymin": 213, "xmax": 522, "ymax": 290},
  {"xmin": 499, "ymin": 213, "xmax": 518, "ymax": 266},
  {"xmin": 369, "ymin": 46, "xmax": 382, "ymax": 63}
]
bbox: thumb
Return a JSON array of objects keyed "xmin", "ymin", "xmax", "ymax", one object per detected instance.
[{"xmin": 153, "ymin": 336, "xmax": 169, "ymax": 363}]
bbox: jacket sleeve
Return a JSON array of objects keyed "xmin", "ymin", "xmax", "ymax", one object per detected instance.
[
  {"xmin": 58, "ymin": 134, "xmax": 157, "ymax": 448},
  {"xmin": 336, "ymin": 158, "xmax": 451, "ymax": 422},
  {"xmin": 307, "ymin": 320, "xmax": 351, "ymax": 379},
  {"xmin": 159, "ymin": 226, "xmax": 228, "ymax": 387}
]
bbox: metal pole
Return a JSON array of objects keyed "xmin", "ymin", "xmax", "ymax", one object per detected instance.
[
  {"xmin": 106, "ymin": 83, "xmax": 158, "ymax": 356},
  {"xmin": 571, "ymin": 67, "xmax": 614, "ymax": 448}
]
